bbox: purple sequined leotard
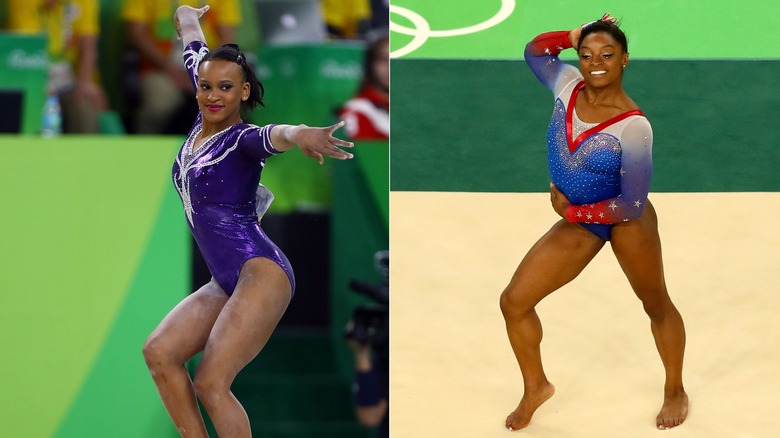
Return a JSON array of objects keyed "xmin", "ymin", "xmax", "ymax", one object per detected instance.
[{"xmin": 172, "ymin": 41, "xmax": 295, "ymax": 296}]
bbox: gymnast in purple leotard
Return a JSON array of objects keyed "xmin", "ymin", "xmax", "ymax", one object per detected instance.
[
  {"xmin": 173, "ymin": 39, "xmax": 295, "ymax": 296},
  {"xmin": 143, "ymin": 6, "xmax": 354, "ymax": 437},
  {"xmin": 499, "ymin": 14, "xmax": 688, "ymax": 432}
]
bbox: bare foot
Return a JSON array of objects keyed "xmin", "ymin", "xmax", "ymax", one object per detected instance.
[
  {"xmin": 505, "ymin": 383, "xmax": 555, "ymax": 431},
  {"xmin": 656, "ymin": 390, "xmax": 688, "ymax": 430}
]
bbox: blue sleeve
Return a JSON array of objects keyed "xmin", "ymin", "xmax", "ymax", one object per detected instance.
[
  {"xmin": 612, "ymin": 117, "xmax": 654, "ymax": 219},
  {"xmin": 524, "ymin": 31, "xmax": 582, "ymax": 96}
]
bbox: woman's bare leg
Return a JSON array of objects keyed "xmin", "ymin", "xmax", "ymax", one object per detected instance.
[
  {"xmin": 610, "ymin": 201, "xmax": 688, "ymax": 429},
  {"xmin": 500, "ymin": 220, "xmax": 606, "ymax": 430},
  {"xmin": 193, "ymin": 257, "xmax": 292, "ymax": 437},
  {"xmin": 142, "ymin": 281, "xmax": 229, "ymax": 437}
]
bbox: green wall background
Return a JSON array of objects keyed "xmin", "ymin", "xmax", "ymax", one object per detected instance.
[
  {"xmin": 0, "ymin": 137, "xmax": 188, "ymax": 438},
  {"xmin": 389, "ymin": 1, "xmax": 780, "ymax": 193},
  {"xmin": 0, "ymin": 2, "xmax": 387, "ymax": 436},
  {"xmin": 330, "ymin": 142, "xmax": 389, "ymax": 378},
  {"xmin": 390, "ymin": 0, "xmax": 780, "ymax": 59},
  {"xmin": 0, "ymin": 135, "xmax": 389, "ymax": 437},
  {"xmin": 390, "ymin": 59, "xmax": 780, "ymax": 192},
  {"xmin": 0, "ymin": 33, "xmax": 47, "ymax": 134}
]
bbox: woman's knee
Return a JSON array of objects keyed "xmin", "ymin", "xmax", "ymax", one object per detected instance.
[
  {"xmin": 193, "ymin": 368, "xmax": 230, "ymax": 404},
  {"xmin": 500, "ymin": 285, "xmax": 533, "ymax": 319},
  {"xmin": 142, "ymin": 334, "xmax": 160, "ymax": 363},
  {"xmin": 192, "ymin": 372, "xmax": 214, "ymax": 401},
  {"xmin": 638, "ymin": 293, "xmax": 675, "ymax": 321},
  {"xmin": 142, "ymin": 331, "xmax": 190, "ymax": 369},
  {"xmin": 142, "ymin": 333, "xmax": 173, "ymax": 370}
]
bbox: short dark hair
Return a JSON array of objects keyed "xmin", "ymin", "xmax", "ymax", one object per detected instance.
[
  {"xmin": 578, "ymin": 20, "xmax": 628, "ymax": 54},
  {"xmin": 199, "ymin": 44, "xmax": 265, "ymax": 115}
]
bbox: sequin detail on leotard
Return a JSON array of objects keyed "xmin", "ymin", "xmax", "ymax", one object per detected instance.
[
  {"xmin": 172, "ymin": 41, "xmax": 296, "ymax": 295},
  {"xmin": 572, "ymin": 109, "xmax": 598, "ymax": 139},
  {"xmin": 175, "ymin": 124, "xmax": 234, "ymax": 227},
  {"xmin": 525, "ymin": 31, "xmax": 654, "ymax": 240},
  {"xmin": 548, "ymin": 101, "xmax": 623, "ymax": 208}
]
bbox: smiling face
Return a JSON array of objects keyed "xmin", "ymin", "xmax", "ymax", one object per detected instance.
[
  {"xmin": 578, "ymin": 32, "xmax": 629, "ymax": 88},
  {"xmin": 196, "ymin": 60, "xmax": 250, "ymax": 128}
]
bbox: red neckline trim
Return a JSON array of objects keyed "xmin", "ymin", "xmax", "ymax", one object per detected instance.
[{"xmin": 565, "ymin": 81, "xmax": 645, "ymax": 153}]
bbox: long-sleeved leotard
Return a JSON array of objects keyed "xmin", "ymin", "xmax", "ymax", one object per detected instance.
[
  {"xmin": 172, "ymin": 41, "xmax": 295, "ymax": 295},
  {"xmin": 525, "ymin": 31, "xmax": 653, "ymax": 240}
]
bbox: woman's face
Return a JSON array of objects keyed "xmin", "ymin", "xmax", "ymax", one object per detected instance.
[
  {"xmin": 578, "ymin": 32, "xmax": 628, "ymax": 88},
  {"xmin": 372, "ymin": 39, "xmax": 389, "ymax": 92},
  {"xmin": 196, "ymin": 60, "xmax": 250, "ymax": 126}
]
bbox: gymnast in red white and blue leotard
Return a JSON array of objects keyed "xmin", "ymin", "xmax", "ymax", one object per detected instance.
[
  {"xmin": 525, "ymin": 29, "xmax": 653, "ymax": 240},
  {"xmin": 501, "ymin": 16, "xmax": 688, "ymax": 432}
]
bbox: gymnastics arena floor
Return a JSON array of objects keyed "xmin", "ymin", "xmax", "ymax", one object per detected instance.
[
  {"xmin": 389, "ymin": 1, "xmax": 779, "ymax": 435},
  {"xmin": 390, "ymin": 191, "xmax": 780, "ymax": 437}
]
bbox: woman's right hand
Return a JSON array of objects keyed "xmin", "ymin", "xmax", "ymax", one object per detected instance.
[
  {"xmin": 549, "ymin": 183, "xmax": 572, "ymax": 219},
  {"xmin": 174, "ymin": 5, "xmax": 210, "ymax": 39},
  {"xmin": 571, "ymin": 13, "xmax": 617, "ymax": 51},
  {"xmin": 568, "ymin": 27, "xmax": 582, "ymax": 51}
]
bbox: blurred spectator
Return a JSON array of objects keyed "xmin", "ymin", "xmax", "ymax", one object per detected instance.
[
  {"xmin": 368, "ymin": 0, "xmax": 388, "ymax": 30},
  {"xmin": 348, "ymin": 339, "xmax": 388, "ymax": 437},
  {"xmin": 321, "ymin": 0, "xmax": 372, "ymax": 39},
  {"xmin": 121, "ymin": 0, "xmax": 240, "ymax": 134},
  {"xmin": 344, "ymin": 250, "xmax": 389, "ymax": 438},
  {"xmin": 338, "ymin": 29, "xmax": 389, "ymax": 140},
  {"xmin": 6, "ymin": 0, "xmax": 107, "ymax": 133}
]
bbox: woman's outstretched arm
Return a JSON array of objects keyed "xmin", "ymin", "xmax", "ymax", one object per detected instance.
[{"xmin": 271, "ymin": 121, "xmax": 354, "ymax": 164}]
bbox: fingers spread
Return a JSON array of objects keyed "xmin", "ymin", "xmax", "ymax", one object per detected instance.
[
  {"xmin": 329, "ymin": 120, "xmax": 346, "ymax": 133},
  {"xmin": 309, "ymin": 151, "xmax": 324, "ymax": 164},
  {"xmin": 326, "ymin": 147, "xmax": 353, "ymax": 160},
  {"xmin": 331, "ymin": 138, "xmax": 354, "ymax": 148},
  {"xmin": 322, "ymin": 140, "xmax": 354, "ymax": 160}
]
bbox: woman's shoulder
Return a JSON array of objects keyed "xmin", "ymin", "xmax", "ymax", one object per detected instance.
[
  {"xmin": 234, "ymin": 122, "xmax": 273, "ymax": 134},
  {"xmin": 233, "ymin": 123, "xmax": 275, "ymax": 147},
  {"xmin": 231, "ymin": 122, "xmax": 280, "ymax": 157},
  {"xmin": 621, "ymin": 93, "xmax": 642, "ymax": 112},
  {"xmin": 621, "ymin": 113, "xmax": 653, "ymax": 142},
  {"xmin": 554, "ymin": 67, "xmax": 584, "ymax": 100}
]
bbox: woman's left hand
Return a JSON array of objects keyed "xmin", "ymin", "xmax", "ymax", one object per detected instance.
[
  {"xmin": 296, "ymin": 121, "xmax": 355, "ymax": 164},
  {"xmin": 174, "ymin": 5, "xmax": 209, "ymax": 39},
  {"xmin": 549, "ymin": 182, "xmax": 571, "ymax": 218}
]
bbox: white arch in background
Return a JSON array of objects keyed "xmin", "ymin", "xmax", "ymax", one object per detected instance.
[{"xmin": 390, "ymin": 0, "xmax": 516, "ymax": 58}]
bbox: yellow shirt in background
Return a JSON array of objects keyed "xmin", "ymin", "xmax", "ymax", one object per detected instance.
[
  {"xmin": 121, "ymin": 0, "xmax": 240, "ymax": 49},
  {"xmin": 321, "ymin": 0, "xmax": 371, "ymax": 38},
  {"xmin": 7, "ymin": 0, "xmax": 99, "ymax": 61}
]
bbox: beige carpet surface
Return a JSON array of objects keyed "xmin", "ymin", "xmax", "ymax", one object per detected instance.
[{"xmin": 390, "ymin": 192, "xmax": 780, "ymax": 437}]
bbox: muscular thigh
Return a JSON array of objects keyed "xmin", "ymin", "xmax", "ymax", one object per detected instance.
[
  {"xmin": 197, "ymin": 257, "xmax": 293, "ymax": 380},
  {"xmin": 610, "ymin": 200, "xmax": 667, "ymax": 294},
  {"xmin": 147, "ymin": 280, "xmax": 229, "ymax": 363},
  {"xmin": 505, "ymin": 220, "xmax": 605, "ymax": 306}
]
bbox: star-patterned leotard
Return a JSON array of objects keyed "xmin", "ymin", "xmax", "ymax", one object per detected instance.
[
  {"xmin": 525, "ymin": 31, "xmax": 653, "ymax": 240},
  {"xmin": 172, "ymin": 41, "xmax": 295, "ymax": 295}
]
